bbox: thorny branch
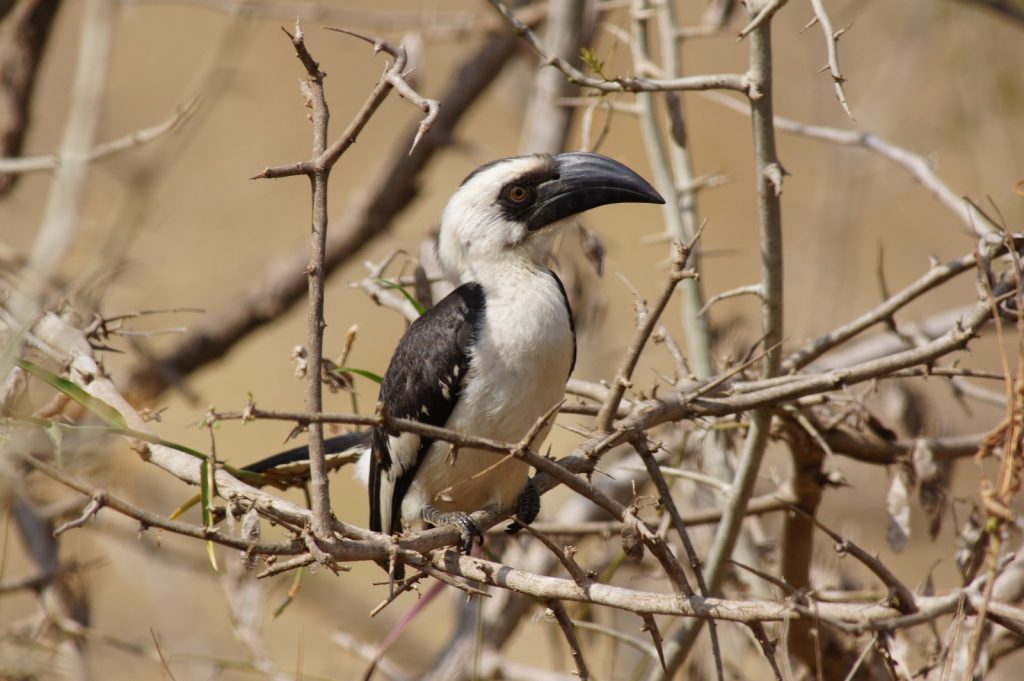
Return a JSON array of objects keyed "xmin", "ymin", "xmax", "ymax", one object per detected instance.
[
  {"xmin": 5, "ymin": 2, "xmax": 1024, "ymax": 679},
  {"xmin": 123, "ymin": 25, "xmax": 522, "ymax": 403},
  {"xmin": 486, "ymin": 0, "xmax": 750, "ymax": 94},
  {"xmin": 252, "ymin": 23, "xmax": 438, "ymax": 543},
  {"xmin": 808, "ymin": 0, "xmax": 853, "ymax": 119}
]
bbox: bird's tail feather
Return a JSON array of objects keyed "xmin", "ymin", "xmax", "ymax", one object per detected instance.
[{"xmin": 243, "ymin": 431, "xmax": 371, "ymax": 475}]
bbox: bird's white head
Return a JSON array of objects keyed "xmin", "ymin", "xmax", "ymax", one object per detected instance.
[{"xmin": 437, "ymin": 152, "xmax": 664, "ymax": 285}]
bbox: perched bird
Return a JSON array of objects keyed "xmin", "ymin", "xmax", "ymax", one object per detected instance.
[{"xmin": 248, "ymin": 152, "xmax": 663, "ymax": 563}]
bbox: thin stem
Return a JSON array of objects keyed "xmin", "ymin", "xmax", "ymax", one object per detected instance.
[{"xmin": 287, "ymin": 23, "xmax": 334, "ymax": 542}]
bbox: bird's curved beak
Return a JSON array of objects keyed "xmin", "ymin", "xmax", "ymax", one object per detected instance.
[{"xmin": 525, "ymin": 152, "xmax": 664, "ymax": 231}]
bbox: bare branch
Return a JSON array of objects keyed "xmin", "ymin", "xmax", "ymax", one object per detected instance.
[
  {"xmin": 0, "ymin": 0, "xmax": 62, "ymax": 194},
  {"xmin": 486, "ymin": 0, "xmax": 750, "ymax": 94},
  {"xmin": 738, "ymin": 0, "xmax": 789, "ymax": 38},
  {"xmin": 546, "ymin": 600, "xmax": 590, "ymax": 680},
  {"xmin": 0, "ymin": 98, "xmax": 197, "ymax": 174},
  {"xmin": 124, "ymin": 29, "xmax": 522, "ymax": 403},
  {"xmin": 14, "ymin": 450, "xmax": 303, "ymax": 556},
  {"xmin": 596, "ymin": 240, "xmax": 698, "ymax": 430},
  {"xmin": 808, "ymin": 0, "xmax": 853, "ymax": 119},
  {"xmin": 702, "ymin": 91, "xmax": 1001, "ymax": 236},
  {"xmin": 699, "ymin": 283, "xmax": 765, "ymax": 316}
]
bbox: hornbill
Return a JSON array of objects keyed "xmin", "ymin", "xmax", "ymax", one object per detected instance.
[{"xmin": 247, "ymin": 152, "xmax": 663, "ymax": 564}]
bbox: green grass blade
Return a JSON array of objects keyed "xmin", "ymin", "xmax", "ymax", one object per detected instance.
[
  {"xmin": 374, "ymin": 278, "xmax": 426, "ymax": 316},
  {"xmin": 15, "ymin": 358, "xmax": 127, "ymax": 429},
  {"xmin": 200, "ymin": 459, "xmax": 218, "ymax": 571},
  {"xmin": 334, "ymin": 366, "xmax": 384, "ymax": 384}
]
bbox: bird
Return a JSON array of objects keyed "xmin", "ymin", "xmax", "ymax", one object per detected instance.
[{"xmin": 247, "ymin": 152, "xmax": 663, "ymax": 567}]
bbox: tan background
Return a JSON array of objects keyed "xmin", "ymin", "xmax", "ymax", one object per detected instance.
[{"xmin": 3, "ymin": 0, "xmax": 1024, "ymax": 678}]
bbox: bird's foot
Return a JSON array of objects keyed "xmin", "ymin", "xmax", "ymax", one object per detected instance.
[
  {"xmin": 506, "ymin": 480, "xmax": 541, "ymax": 535},
  {"xmin": 422, "ymin": 506, "xmax": 483, "ymax": 554}
]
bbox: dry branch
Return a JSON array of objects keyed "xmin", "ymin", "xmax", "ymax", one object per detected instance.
[
  {"xmin": 487, "ymin": 0, "xmax": 750, "ymax": 94},
  {"xmin": 123, "ymin": 29, "xmax": 523, "ymax": 403},
  {"xmin": 0, "ymin": 0, "xmax": 62, "ymax": 193},
  {"xmin": 703, "ymin": 91, "xmax": 1001, "ymax": 237}
]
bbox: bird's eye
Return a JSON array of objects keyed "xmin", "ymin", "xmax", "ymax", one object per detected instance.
[{"xmin": 506, "ymin": 185, "xmax": 530, "ymax": 203}]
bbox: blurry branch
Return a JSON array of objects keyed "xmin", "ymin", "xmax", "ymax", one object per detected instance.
[
  {"xmin": 0, "ymin": 0, "xmax": 62, "ymax": 195},
  {"xmin": 517, "ymin": 0, "xmax": 590, "ymax": 155},
  {"xmin": 123, "ymin": 27, "xmax": 524, "ymax": 403},
  {"xmin": 782, "ymin": 243, "xmax": 1007, "ymax": 372},
  {"xmin": 332, "ymin": 631, "xmax": 411, "ymax": 681},
  {"xmin": 952, "ymin": 0, "xmax": 1024, "ymax": 27},
  {"xmin": 0, "ymin": 99, "xmax": 197, "ymax": 174},
  {"xmin": 9, "ymin": 493, "xmax": 90, "ymax": 681},
  {"xmin": 123, "ymin": 0, "xmax": 549, "ymax": 40},
  {"xmin": 793, "ymin": 303, "xmax": 977, "ymax": 372},
  {"xmin": 632, "ymin": 0, "xmax": 717, "ymax": 379},
  {"xmin": 546, "ymin": 600, "xmax": 591, "ymax": 680},
  {"xmin": 352, "ymin": 252, "xmax": 423, "ymax": 323},
  {"xmin": 25, "ymin": 0, "xmax": 116, "ymax": 297},
  {"xmin": 795, "ymin": 505, "xmax": 918, "ymax": 614},
  {"xmin": 18, "ymin": 310, "xmax": 374, "ymax": 547},
  {"xmin": 702, "ymin": 0, "xmax": 739, "ymax": 28},
  {"xmin": 221, "ymin": 522, "xmax": 292, "ymax": 681},
  {"xmin": 487, "ymin": 0, "xmax": 750, "ymax": 94},
  {"xmin": 13, "ymin": 450, "xmax": 304, "ymax": 556},
  {"xmin": 702, "ymin": 91, "xmax": 1001, "ymax": 237}
]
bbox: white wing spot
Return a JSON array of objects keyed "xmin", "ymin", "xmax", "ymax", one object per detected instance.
[
  {"xmin": 441, "ymin": 382, "xmax": 451, "ymax": 400},
  {"xmin": 420, "ymin": 404, "xmax": 430, "ymax": 416}
]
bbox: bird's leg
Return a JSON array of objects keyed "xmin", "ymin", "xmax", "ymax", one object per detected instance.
[
  {"xmin": 421, "ymin": 506, "xmax": 483, "ymax": 554},
  {"xmin": 506, "ymin": 479, "xmax": 541, "ymax": 534}
]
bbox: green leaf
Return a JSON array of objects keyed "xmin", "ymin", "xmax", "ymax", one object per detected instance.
[
  {"xmin": 374, "ymin": 278, "xmax": 426, "ymax": 316},
  {"xmin": 15, "ymin": 358, "xmax": 127, "ymax": 429},
  {"xmin": 580, "ymin": 47, "xmax": 606, "ymax": 79},
  {"xmin": 333, "ymin": 366, "xmax": 384, "ymax": 385}
]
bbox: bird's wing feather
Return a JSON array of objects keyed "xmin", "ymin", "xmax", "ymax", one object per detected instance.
[{"xmin": 370, "ymin": 283, "xmax": 486, "ymax": 536}]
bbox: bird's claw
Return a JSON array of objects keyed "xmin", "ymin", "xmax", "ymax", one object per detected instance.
[
  {"xmin": 422, "ymin": 506, "xmax": 483, "ymax": 554},
  {"xmin": 451, "ymin": 512, "xmax": 483, "ymax": 554}
]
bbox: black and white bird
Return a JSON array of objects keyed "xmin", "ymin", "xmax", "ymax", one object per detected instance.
[{"xmin": 248, "ymin": 152, "xmax": 663, "ymax": 560}]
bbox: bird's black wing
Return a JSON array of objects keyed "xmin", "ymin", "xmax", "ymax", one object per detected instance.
[{"xmin": 370, "ymin": 283, "xmax": 487, "ymax": 536}]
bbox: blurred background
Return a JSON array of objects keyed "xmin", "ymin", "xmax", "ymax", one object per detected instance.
[{"xmin": 2, "ymin": 0, "xmax": 1023, "ymax": 678}]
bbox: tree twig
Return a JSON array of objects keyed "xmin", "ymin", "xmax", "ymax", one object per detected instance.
[
  {"xmin": 808, "ymin": 0, "xmax": 853, "ymax": 119},
  {"xmin": 487, "ymin": 0, "xmax": 750, "ymax": 94},
  {"xmin": 124, "ymin": 28, "xmax": 522, "ymax": 403}
]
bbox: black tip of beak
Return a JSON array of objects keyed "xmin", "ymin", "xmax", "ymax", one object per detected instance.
[{"xmin": 526, "ymin": 152, "xmax": 664, "ymax": 230}]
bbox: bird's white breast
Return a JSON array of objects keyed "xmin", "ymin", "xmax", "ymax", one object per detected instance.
[{"xmin": 400, "ymin": 262, "xmax": 574, "ymax": 522}]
